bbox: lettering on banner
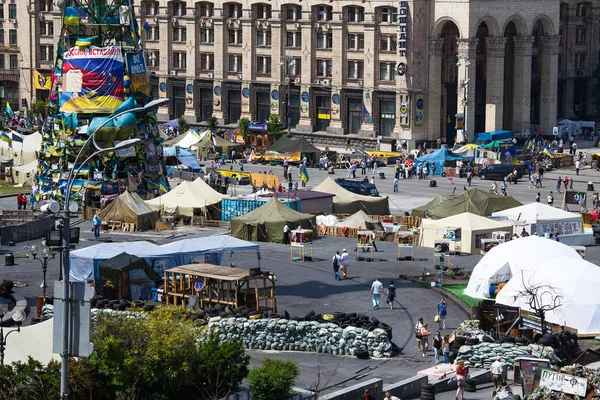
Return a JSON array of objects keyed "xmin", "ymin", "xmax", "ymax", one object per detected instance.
[{"xmin": 397, "ymin": 1, "xmax": 408, "ymax": 58}]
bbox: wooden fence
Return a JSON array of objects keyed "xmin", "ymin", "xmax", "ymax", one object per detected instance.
[{"xmin": 1, "ymin": 210, "xmax": 38, "ymax": 226}]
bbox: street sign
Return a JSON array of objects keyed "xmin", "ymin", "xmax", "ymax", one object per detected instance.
[
  {"xmin": 553, "ymin": 127, "xmax": 559, "ymax": 136},
  {"xmin": 194, "ymin": 279, "xmax": 204, "ymax": 292},
  {"xmin": 53, "ymin": 282, "xmax": 95, "ymax": 357},
  {"xmin": 540, "ymin": 369, "xmax": 587, "ymax": 397}
]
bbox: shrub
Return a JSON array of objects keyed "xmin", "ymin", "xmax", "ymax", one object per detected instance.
[{"xmin": 248, "ymin": 359, "xmax": 300, "ymax": 400}]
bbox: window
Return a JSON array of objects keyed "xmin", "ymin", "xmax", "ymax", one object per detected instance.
[
  {"xmin": 256, "ymin": 30, "xmax": 271, "ymax": 46},
  {"xmin": 199, "ymin": 2, "xmax": 214, "ymax": 17},
  {"xmin": 576, "ymin": 2, "xmax": 587, "ymax": 17},
  {"xmin": 228, "ymin": 3, "xmax": 242, "ymax": 18},
  {"xmin": 316, "ymin": 59, "xmax": 332, "ymax": 77},
  {"xmin": 200, "ymin": 28, "xmax": 214, "ymax": 43},
  {"xmin": 8, "ymin": 4, "xmax": 16, "ymax": 20},
  {"xmin": 228, "ymin": 54, "xmax": 242, "ymax": 72},
  {"xmin": 576, "ymin": 27, "xmax": 587, "ymax": 44},
  {"xmin": 316, "ymin": 6, "xmax": 332, "ymax": 21},
  {"xmin": 172, "ymin": 26, "xmax": 186, "ymax": 42},
  {"xmin": 348, "ymin": 34, "xmax": 364, "ymax": 50},
  {"xmin": 379, "ymin": 99, "xmax": 396, "ymax": 137},
  {"xmin": 256, "ymin": 56, "xmax": 271, "ymax": 75},
  {"xmin": 531, "ymin": 55, "xmax": 538, "ymax": 75},
  {"xmin": 347, "ymin": 7, "xmax": 364, "ymax": 22},
  {"xmin": 9, "ymin": 54, "xmax": 17, "ymax": 70},
  {"xmin": 381, "ymin": 7, "xmax": 398, "ymax": 23},
  {"xmin": 40, "ymin": 45, "xmax": 54, "ymax": 61},
  {"xmin": 317, "ymin": 32, "xmax": 332, "ymax": 49},
  {"xmin": 0, "ymin": 55, "xmax": 4, "ymax": 70},
  {"xmin": 286, "ymin": 32, "xmax": 301, "ymax": 47},
  {"xmin": 379, "ymin": 62, "xmax": 395, "ymax": 81},
  {"xmin": 0, "ymin": 31, "xmax": 4, "ymax": 45},
  {"xmin": 0, "ymin": 5, "xmax": 3, "ymax": 20},
  {"xmin": 200, "ymin": 53, "xmax": 214, "ymax": 70},
  {"xmin": 39, "ymin": 0, "xmax": 53, "ymax": 12},
  {"xmin": 147, "ymin": 50, "xmax": 160, "ymax": 67},
  {"xmin": 145, "ymin": 25, "xmax": 160, "ymax": 41},
  {"xmin": 173, "ymin": 51, "xmax": 186, "ymax": 69},
  {"xmin": 286, "ymin": 5, "xmax": 302, "ymax": 20},
  {"xmin": 575, "ymin": 52, "xmax": 586, "ymax": 70},
  {"xmin": 347, "ymin": 60, "xmax": 364, "ymax": 79},
  {"xmin": 8, "ymin": 29, "xmax": 16, "ymax": 46},
  {"xmin": 228, "ymin": 29, "xmax": 242, "ymax": 44},
  {"xmin": 144, "ymin": 2, "xmax": 159, "ymax": 15},
  {"xmin": 172, "ymin": 2, "xmax": 186, "ymax": 16},
  {"xmin": 255, "ymin": 4, "xmax": 271, "ymax": 19},
  {"xmin": 560, "ymin": 3, "xmax": 568, "ymax": 19},
  {"xmin": 289, "ymin": 58, "xmax": 302, "ymax": 76},
  {"xmin": 380, "ymin": 35, "xmax": 397, "ymax": 52}
]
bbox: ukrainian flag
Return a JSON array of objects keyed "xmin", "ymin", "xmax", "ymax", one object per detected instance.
[
  {"xmin": 300, "ymin": 165, "xmax": 309, "ymax": 184},
  {"xmin": 5, "ymin": 102, "xmax": 13, "ymax": 118},
  {"xmin": 75, "ymin": 37, "xmax": 95, "ymax": 48},
  {"xmin": 63, "ymin": 6, "xmax": 81, "ymax": 26},
  {"xmin": 158, "ymin": 178, "xmax": 169, "ymax": 193},
  {"xmin": 0, "ymin": 132, "xmax": 12, "ymax": 144},
  {"xmin": 543, "ymin": 146, "xmax": 553, "ymax": 158}
]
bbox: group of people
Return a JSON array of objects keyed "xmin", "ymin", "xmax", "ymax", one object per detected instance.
[
  {"xmin": 555, "ymin": 175, "xmax": 574, "ymax": 193},
  {"xmin": 331, "ymin": 249, "xmax": 350, "ymax": 280},
  {"xmin": 369, "ymin": 278, "xmax": 396, "ymax": 310}
]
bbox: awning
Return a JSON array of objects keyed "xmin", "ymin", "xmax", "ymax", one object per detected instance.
[{"xmin": 177, "ymin": 155, "xmax": 203, "ymax": 172}]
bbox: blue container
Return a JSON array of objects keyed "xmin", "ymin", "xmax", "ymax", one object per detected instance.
[{"xmin": 221, "ymin": 198, "xmax": 301, "ymax": 221}]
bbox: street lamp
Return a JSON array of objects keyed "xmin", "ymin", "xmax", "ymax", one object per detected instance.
[
  {"xmin": 59, "ymin": 97, "xmax": 169, "ymax": 399},
  {"xmin": 0, "ymin": 306, "xmax": 25, "ymax": 365},
  {"xmin": 456, "ymin": 56, "xmax": 471, "ymax": 145},
  {"xmin": 280, "ymin": 56, "xmax": 296, "ymax": 137},
  {"xmin": 29, "ymin": 245, "xmax": 56, "ymax": 303}
]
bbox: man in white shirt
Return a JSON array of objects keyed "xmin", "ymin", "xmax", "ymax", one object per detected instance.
[
  {"xmin": 383, "ymin": 391, "xmax": 400, "ymax": 400},
  {"xmin": 370, "ymin": 278, "xmax": 383, "ymax": 310},
  {"xmin": 576, "ymin": 159, "xmax": 581, "ymax": 176},
  {"xmin": 490, "ymin": 356, "xmax": 504, "ymax": 394},
  {"xmin": 283, "ymin": 224, "xmax": 290, "ymax": 244},
  {"xmin": 340, "ymin": 249, "xmax": 349, "ymax": 279}
]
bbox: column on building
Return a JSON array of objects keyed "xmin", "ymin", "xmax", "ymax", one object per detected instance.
[
  {"xmin": 184, "ymin": 18, "xmax": 198, "ymax": 120},
  {"xmin": 211, "ymin": 12, "xmax": 226, "ymax": 123},
  {"xmin": 512, "ymin": 36, "xmax": 533, "ymax": 133},
  {"xmin": 270, "ymin": 18, "xmax": 283, "ymax": 119},
  {"xmin": 539, "ymin": 35, "xmax": 561, "ymax": 135},
  {"xmin": 456, "ymin": 39, "xmax": 477, "ymax": 143},
  {"xmin": 240, "ymin": 11, "xmax": 254, "ymax": 120},
  {"xmin": 328, "ymin": 24, "xmax": 344, "ymax": 134},
  {"xmin": 296, "ymin": 23, "xmax": 314, "ymax": 132},
  {"xmin": 156, "ymin": 15, "xmax": 171, "ymax": 119},
  {"xmin": 485, "ymin": 37, "xmax": 506, "ymax": 132},
  {"xmin": 359, "ymin": 24, "xmax": 376, "ymax": 135},
  {"xmin": 426, "ymin": 38, "xmax": 444, "ymax": 141}
]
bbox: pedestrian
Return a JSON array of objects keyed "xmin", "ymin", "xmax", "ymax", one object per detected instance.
[
  {"xmin": 501, "ymin": 181, "xmax": 507, "ymax": 196},
  {"xmin": 556, "ymin": 176, "xmax": 562, "ymax": 193},
  {"xmin": 386, "ymin": 280, "xmax": 396, "ymax": 309},
  {"xmin": 467, "ymin": 170, "xmax": 472, "ymax": 186},
  {"xmin": 370, "ymin": 176, "xmax": 375, "ymax": 185},
  {"xmin": 490, "ymin": 356, "xmax": 504, "ymax": 395},
  {"xmin": 443, "ymin": 335, "xmax": 450, "ymax": 363},
  {"xmin": 231, "ymin": 149, "xmax": 237, "ymax": 164},
  {"xmin": 563, "ymin": 176, "xmax": 569, "ymax": 191},
  {"xmin": 433, "ymin": 331, "xmax": 442, "ymax": 363},
  {"xmin": 455, "ymin": 359, "xmax": 467, "ymax": 400},
  {"xmin": 437, "ymin": 297, "xmax": 447, "ymax": 330},
  {"xmin": 332, "ymin": 251, "xmax": 341, "ymax": 280},
  {"xmin": 16, "ymin": 193, "xmax": 23, "ymax": 210},
  {"xmin": 420, "ymin": 323, "xmax": 430, "ymax": 357},
  {"xmin": 93, "ymin": 213, "xmax": 101, "ymax": 239},
  {"xmin": 362, "ymin": 389, "xmax": 375, "ymax": 400},
  {"xmin": 361, "ymin": 159, "xmax": 366, "ymax": 175},
  {"xmin": 423, "ymin": 164, "xmax": 428, "ymax": 179},
  {"xmin": 535, "ymin": 192, "xmax": 541, "ymax": 203},
  {"xmin": 415, "ymin": 317, "xmax": 424, "ymax": 352},
  {"xmin": 547, "ymin": 191, "xmax": 554, "ymax": 206},
  {"xmin": 576, "ymin": 159, "xmax": 581, "ymax": 176},
  {"xmin": 340, "ymin": 248, "xmax": 349, "ymax": 279},
  {"xmin": 570, "ymin": 178, "xmax": 574, "ymax": 190},
  {"xmin": 370, "ymin": 231, "xmax": 379, "ymax": 252},
  {"xmin": 383, "ymin": 391, "xmax": 400, "ymax": 400},
  {"xmin": 370, "ymin": 277, "xmax": 383, "ymax": 310},
  {"xmin": 393, "ymin": 176, "xmax": 399, "ymax": 193},
  {"xmin": 221, "ymin": 152, "xmax": 226, "ymax": 164},
  {"xmin": 283, "ymin": 223, "xmax": 290, "ymax": 244}
]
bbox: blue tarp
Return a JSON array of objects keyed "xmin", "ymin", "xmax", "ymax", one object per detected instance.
[
  {"xmin": 415, "ymin": 147, "xmax": 463, "ymax": 176},
  {"xmin": 163, "ymin": 146, "xmax": 195, "ymax": 157},
  {"xmin": 177, "ymin": 155, "xmax": 203, "ymax": 172}
]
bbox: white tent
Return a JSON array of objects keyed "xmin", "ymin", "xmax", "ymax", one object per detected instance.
[
  {"xmin": 464, "ymin": 236, "xmax": 579, "ymax": 298},
  {"xmin": 146, "ymin": 178, "xmax": 224, "ymax": 216},
  {"xmin": 177, "ymin": 130, "xmax": 207, "ymax": 149},
  {"xmin": 420, "ymin": 212, "xmax": 513, "ymax": 254},
  {"xmin": 8, "ymin": 160, "xmax": 37, "ymax": 185},
  {"xmin": 0, "ymin": 130, "xmax": 43, "ymax": 153},
  {"xmin": 3, "ymin": 318, "xmax": 57, "ymax": 365},
  {"xmin": 495, "ymin": 258, "xmax": 600, "ymax": 335},
  {"xmin": 492, "ymin": 203, "xmax": 582, "ymax": 236}
]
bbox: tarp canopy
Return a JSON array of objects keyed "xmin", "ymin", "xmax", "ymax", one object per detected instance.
[
  {"xmin": 97, "ymin": 191, "xmax": 159, "ymax": 231},
  {"xmin": 6, "ymin": 160, "xmax": 37, "ymax": 185},
  {"xmin": 495, "ymin": 257, "xmax": 600, "ymax": 335},
  {"xmin": 176, "ymin": 155, "xmax": 203, "ymax": 172},
  {"xmin": 98, "ymin": 253, "xmax": 162, "ymax": 300},
  {"xmin": 492, "ymin": 203, "xmax": 581, "ymax": 226},
  {"xmin": 464, "ymin": 236, "xmax": 579, "ymax": 299},
  {"xmin": 313, "ymin": 177, "xmax": 391, "ymax": 215},
  {"xmin": 162, "ymin": 146, "xmax": 196, "ymax": 157},
  {"xmin": 70, "ymin": 235, "xmax": 260, "ymax": 282},
  {"xmin": 420, "ymin": 212, "xmax": 513, "ymax": 254},
  {"xmin": 268, "ymin": 136, "xmax": 321, "ymax": 154},
  {"xmin": 335, "ymin": 210, "xmax": 383, "ymax": 230},
  {"xmin": 231, "ymin": 197, "xmax": 316, "ymax": 243},
  {"xmin": 413, "ymin": 188, "xmax": 522, "ymax": 220},
  {"xmin": 146, "ymin": 178, "xmax": 224, "ymax": 216},
  {"xmin": 414, "ymin": 148, "xmax": 463, "ymax": 175}
]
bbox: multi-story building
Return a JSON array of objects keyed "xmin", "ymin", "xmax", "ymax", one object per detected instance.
[{"xmin": 8, "ymin": 0, "xmax": 600, "ymax": 147}]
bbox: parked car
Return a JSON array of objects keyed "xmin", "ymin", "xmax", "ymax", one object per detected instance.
[
  {"xmin": 335, "ymin": 178, "xmax": 380, "ymax": 196},
  {"xmin": 478, "ymin": 164, "xmax": 525, "ymax": 181}
]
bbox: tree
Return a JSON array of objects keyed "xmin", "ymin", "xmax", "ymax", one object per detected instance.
[
  {"xmin": 248, "ymin": 359, "xmax": 299, "ymax": 400},
  {"xmin": 266, "ymin": 115, "xmax": 283, "ymax": 137},
  {"xmin": 177, "ymin": 117, "xmax": 189, "ymax": 133},
  {"xmin": 512, "ymin": 272, "xmax": 564, "ymax": 334},
  {"xmin": 207, "ymin": 116, "xmax": 219, "ymax": 134},
  {"xmin": 238, "ymin": 117, "xmax": 250, "ymax": 139},
  {"xmin": 591, "ymin": 63, "xmax": 600, "ymax": 121}
]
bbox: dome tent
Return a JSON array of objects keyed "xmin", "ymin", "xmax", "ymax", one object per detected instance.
[{"xmin": 230, "ymin": 197, "xmax": 316, "ymax": 243}]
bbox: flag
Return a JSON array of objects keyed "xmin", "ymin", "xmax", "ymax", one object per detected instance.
[
  {"xmin": 447, "ymin": 115, "xmax": 451, "ymax": 124},
  {"xmin": 63, "ymin": 6, "xmax": 81, "ymax": 26},
  {"xmin": 34, "ymin": 70, "xmax": 52, "ymax": 90},
  {"xmin": 5, "ymin": 102, "xmax": 13, "ymax": 118},
  {"xmin": 158, "ymin": 178, "xmax": 169, "ymax": 193},
  {"xmin": 127, "ymin": 172, "xmax": 138, "ymax": 192},
  {"xmin": 543, "ymin": 146, "xmax": 553, "ymax": 158},
  {"xmin": 463, "ymin": 186, "xmax": 470, "ymax": 198},
  {"xmin": 579, "ymin": 194, "xmax": 586, "ymax": 207},
  {"xmin": 75, "ymin": 37, "xmax": 94, "ymax": 48},
  {"xmin": 0, "ymin": 132, "xmax": 12, "ymax": 144},
  {"xmin": 11, "ymin": 132, "xmax": 22, "ymax": 143},
  {"xmin": 300, "ymin": 165, "xmax": 309, "ymax": 184}
]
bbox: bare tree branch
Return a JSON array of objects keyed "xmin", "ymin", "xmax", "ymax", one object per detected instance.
[{"xmin": 512, "ymin": 272, "xmax": 564, "ymax": 333}]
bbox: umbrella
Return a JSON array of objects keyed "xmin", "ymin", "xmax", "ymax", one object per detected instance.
[{"xmin": 162, "ymin": 120, "xmax": 179, "ymax": 128}]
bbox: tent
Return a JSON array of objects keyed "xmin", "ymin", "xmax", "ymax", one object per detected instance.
[
  {"xmin": 162, "ymin": 129, "xmax": 205, "ymax": 148},
  {"xmin": 464, "ymin": 236, "xmax": 579, "ymax": 299},
  {"xmin": 414, "ymin": 147, "xmax": 463, "ymax": 175},
  {"xmin": 231, "ymin": 197, "xmax": 316, "ymax": 243},
  {"xmin": 420, "ymin": 212, "xmax": 513, "ymax": 254},
  {"xmin": 7, "ymin": 160, "xmax": 37, "ymax": 186},
  {"xmin": 335, "ymin": 210, "xmax": 383, "ymax": 230},
  {"xmin": 97, "ymin": 191, "xmax": 159, "ymax": 231},
  {"xmin": 160, "ymin": 236, "xmax": 260, "ymax": 265},
  {"xmin": 0, "ymin": 130, "xmax": 43, "ymax": 153},
  {"xmin": 492, "ymin": 203, "xmax": 582, "ymax": 235},
  {"xmin": 412, "ymin": 194, "xmax": 456, "ymax": 218},
  {"xmin": 146, "ymin": 178, "xmax": 224, "ymax": 216},
  {"xmin": 3, "ymin": 319, "xmax": 57, "ymax": 365},
  {"xmin": 313, "ymin": 177, "xmax": 390, "ymax": 215},
  {"xmin": 163, "ymin": 146, "xmax": 203, "ymax": 172},
  {"xmin": 268, "ymin": 136, "xmax": 321, "ymax": 155},
  {"xmin": 495, "ymin": 257, "xmax": 600, "ymax": 335},
  {"xmin": 413, "ymin": 188, "xmax": 522, "ymax": 219},
  {"xmin": 98, "ymin": 253, "xmax": 162, "ymax": 300}
]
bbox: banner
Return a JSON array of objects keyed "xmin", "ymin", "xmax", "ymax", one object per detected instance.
[
  {"xmin": 331, "ymin": 89, "xmax": 341, "ymax": 120},
  {"xmin": 241, "ymin": 83, "xmax": 250, "ymax": 114},
  {"xmin": 126, "ymin": 52, "xmax": 151, "ymax": 96},
  {"xmin": 185, "ymin": 79, "xmax": 194, "ymax": 109},
  {"xmin": 538, "ymin": 220, "xmax": 582, "ymax": 236},
  {"xmin": 498, "ymin": 143, "xmax": 517, "ymax": 164},
  {"xmin": 270, "ymin": 85, "xmax": 280, "ymax": 116},
  {"xmin": 415, "ymin": 94, "xmax": 424, "ymax": 125},
  {"xmin": 251, "ymin": 151, "xmax": 301, "ymax": 162},
  {"xmin": 363, "ymin": 91, "xmax": 373, "ymax": 123},
  {"xmin": 159, "ymin": 77, "xmax": 167, "ymax": 99},
  {"xmin": 34, "ymin": 70, "xmax": 52, "ymax": 90},
  {"xmin": 213, "ymin": 81, "xmax": 222, "ymax": 111},
  {"xmin": 300, "ymin": 86, "xmax": 310, "ymax": 118},
  {"xmin": 250, "ymin": 173, "xmax": 279, "ymax": 189},
  {"xmin": 60, "ymin": 46, "xmax": 125, "ymax": 113}
]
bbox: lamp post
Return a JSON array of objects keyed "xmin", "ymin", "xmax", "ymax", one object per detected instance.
[
  {"xmin": 280, "ymin": 56, "xmax": 296, "ymax": 137},
  {"xmin": 0, "ymin": 306, "xmax": 25, "ymax": 365},
  {"xmin": 456, "ymin": 56, "xmax": 471, "ymax": 145},
  {"xmin": 29, "ymin": 244, "xmax": 56, "ymax": 303},
  {"xmin": 59, "ymin": 97, "xmax": 169, "ymax": 399}
]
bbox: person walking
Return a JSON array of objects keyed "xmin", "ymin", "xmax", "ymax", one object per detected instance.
[
  {"xmin": 332, "ymin": 251, "xmax": 341, "ymax": 280},
  {"xmin": 393, "ymin": 176, "xmax": 399, "ymax": 193},
  {"xmin": 386, "ymin": 280, "xmax": 396, "ymax": 309},
  {"xmin": 547, "ymin": 191, "xmax": 554, "ymax": 206},
  {"xmin": 490, "ymin": 356, "xmax": 504, "ymax": 395},
  {"xmin": 536, "ymin": 192, "xmax": 541, "ymax": 203},
  {"xmin": 362, "ymin": 389, "xmax": 375, "ymax": 400},
  {"xmin": 556, "ymin": 176, "xmax": 563, "ymax": 193},
  {"xmin": 563, "ymin": 176, "xmax": 569, "ymax": 191},
  {"xmin": 420, "ymin": 323, "xmax": 430, "ymax": 357},
  {"xmin": 283, "ymin": 224, "xmax": 290, "ymax": 244},
  {"xmin": 93, "ymin": 213, "xmax": 101, "ymax": 239},
  {"xmin": 443, "ymin": 335, "xmax": 450, "ymax": 363},
  {"xmin": 437, "ymin": 297, "xmax": 447, "ymax": 330},
  {"xmin": 455, "ymin": 359, "xmax": 467, "ymax": 400},
  {"xmin": 340, "ymin": 248, "xmax": 349, "ymax": 279},
  {"xmin": 370, "ymin": 277, "xmax": 383, "ymax": 310},
  {"xmin": 383, "ymin": 390, "xmax": 400, "ymax": 400},
  {"xmin": 575, "ymin": 159, "xmax": 581, "ymax": 176},
  {"xmin": 415, "ymin": 317, "xmax": 424, "ymax": 352},
  {"xmin": 433, "ymin": 331, "xmax": 442, "ymax": 363},
  {"xmin": 361, "ymin": 159, "xmax": 367, "ymax": 175},
  {"xmin": 466, "ymin": 170, "xmax": 472, "ymax": 186}
]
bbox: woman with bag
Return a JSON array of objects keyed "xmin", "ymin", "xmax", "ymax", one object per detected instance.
[
  {"xmin": 420, "ymin": 323, "xmax": 430, "ymax": 357},
  {"xmin": 414, "ymin": 317, "xmax": 424, "ymax": 352}
]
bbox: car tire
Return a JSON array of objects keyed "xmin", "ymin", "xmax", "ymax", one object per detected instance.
[
  {"xmin": 356, "ymin": 349, "xmax": 369, "ymax": 359},
  {"xmin": 480, "ymin": 174, "xmax": 486, "ymax": 180}
]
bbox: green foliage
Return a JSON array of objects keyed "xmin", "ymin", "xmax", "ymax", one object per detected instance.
[
  {"xmin": 238, "ymin": 117, "xmax": 251, "ymax": 138},
  {"xmin": 266, "ymin": 115, "xmax": 283, "ymax": 136},
  {"xmin": 248, "ymin": 358, "xmax": 300, "ymax": 400},
  {"xmin": 177, "ymin": 117, "xmax": 189, "ymax": 133},
  {"xmin": 207, "ymin": 116, "xmax": 219, "ymax": 133}
]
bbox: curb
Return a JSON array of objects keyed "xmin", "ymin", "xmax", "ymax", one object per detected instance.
[{"xmin": 0, "ymin": 191, "xmax": 29, "ymax": 199}]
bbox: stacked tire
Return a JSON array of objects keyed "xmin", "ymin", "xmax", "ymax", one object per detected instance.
[
  {"xmin": 593, "ymin": 224, "xmax": 600, "ymax": 245},
  {"xmin": 420, "ymin": 383, "xmax": 435, "ymax": 400},
  {"xmin": 464, "ymin": 378, "xmax": 477, "ymax": 392}
]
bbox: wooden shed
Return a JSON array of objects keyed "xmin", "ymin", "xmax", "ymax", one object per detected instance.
[{"xmin": 163, "ymin": 264, "xmax": 276, "ymax": 312}]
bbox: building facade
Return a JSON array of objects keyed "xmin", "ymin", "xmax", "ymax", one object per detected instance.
[{"xmin": 8, "ymin": 0, "xmax": 600, "ymax": 146}]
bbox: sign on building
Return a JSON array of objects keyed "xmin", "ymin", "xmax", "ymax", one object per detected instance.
[{"xmin": 539, "ymin": 369, "xmax": 587, "ymax": 397}]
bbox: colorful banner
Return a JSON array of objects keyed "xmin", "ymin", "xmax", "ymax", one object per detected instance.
[
  {"xmin": 251, "ymin": 151, "xmax": 301, "ymax": 162},
  {"xmin": 538, "ymin": 220, "xmax": 582, "ymax": 236},
  {"xmin": 159, "ymin": 77, "xmax": 167, "ymax": 99},
  {"xmin": 126, "ymin": 52, "xmax": 151, "ymax": 96},
  {"xmin": 185, "ymin": 79, "xmax": 194, "ymax": 109},
  {"xmin": 213, "ymin": 81, "xmax": 222, "ymax": 111},
  {"xmin": 363, "ymin": 90, "xmax": 373, "ymax": 123},
  {"xmin": 270, "ymin": 85, "xmax": 280, "ymax": 116},
  {"xmin": 300, "ymin": 86, "xmax": 310, "ymax": 118},
  {"xmin": 331, "ymin": 89, "xmax": 341, "ymax": 120},
  {"xmin": 34, "ymin": 70, "xmax": 52, "ymax": 90},
  {"xmin": 60, "ymin": 46, "xmax": 125, "ymax": 113},
  {"xmin": 498, "ymin": 143, "xmax": 517, "ymax": 164},
  {"xmin": 241, "ymin": 83, "xmax": 251, "ymax": 114},
  {"xmin": 415, "ymin": 94, "xmax": 424, "ymax": 126}
]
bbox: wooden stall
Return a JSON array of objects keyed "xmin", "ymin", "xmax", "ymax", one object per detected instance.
[{"xmin": 163, "ymin": 264, "xmax": 277, "ymax": 312}]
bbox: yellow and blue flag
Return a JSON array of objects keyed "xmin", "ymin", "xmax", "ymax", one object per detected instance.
[
  {"xmin": 63, "ymin": 6, "xmax": 81, "ymax": 26},
  {"xmin": 300, "ymin": 165, "xmax": 309, "ymax": 184},
  {"xmin": 158, "ymin": 178, "xmax": 169, "ymax": 193},
  {"xmin": 75, "ymin": 37, "xmax": 95, "ymax": 48},
  {"xmin": 0, "ymin": 132, "xmax": 12, "ymax": 144},
  {"xmin": 5, "ymin": 102, "xmax": 13, "ymax": 118},
  {"xmin": 543, "ymin": 146, "xmax": 553, "ymax": 158}
]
